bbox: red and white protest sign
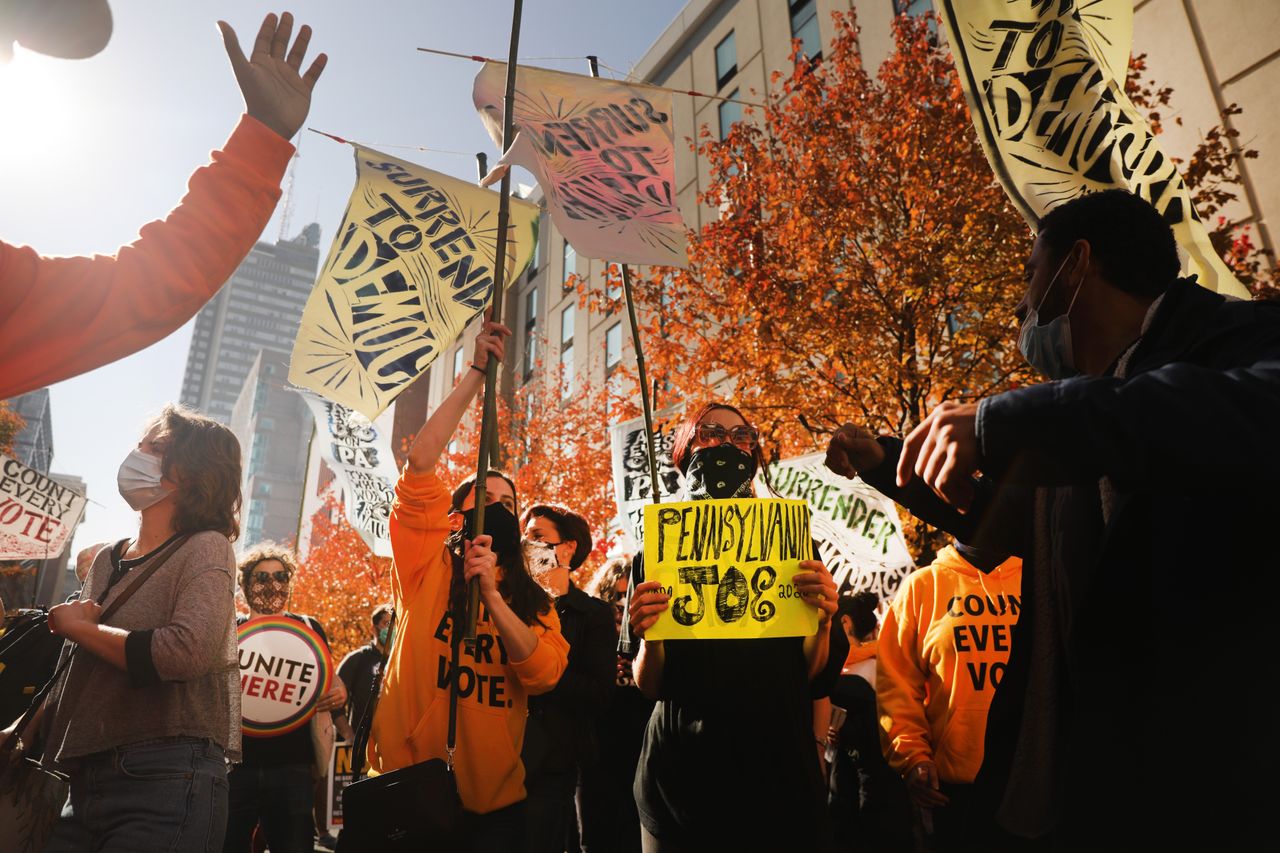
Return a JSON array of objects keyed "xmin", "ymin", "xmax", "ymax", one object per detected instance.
[
  {"xmin": 237, "ymin": 616, "xmax": 334, "ymax": 737},
  {"xmin": 0, "ymin": 453, "xmax": 86, "ymax": 560}
]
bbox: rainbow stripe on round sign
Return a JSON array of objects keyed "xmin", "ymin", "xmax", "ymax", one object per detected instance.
[{"xmin": 237, "ymin": 615, "xmax": 333, "ymax": 738}]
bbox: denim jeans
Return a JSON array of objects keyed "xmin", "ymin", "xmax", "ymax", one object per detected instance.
[
  {"xmin": 45, "ymin": 736, "xmax": 229, "ymax": 853},
  {"xmin": 222, "ymin": 763, "xmax": 315, "ymax": 853}
]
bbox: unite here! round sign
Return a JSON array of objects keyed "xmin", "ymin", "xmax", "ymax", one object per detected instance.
[{"xmin": 237, "ymin": 616, "xmax": 334, "ymax": 737}]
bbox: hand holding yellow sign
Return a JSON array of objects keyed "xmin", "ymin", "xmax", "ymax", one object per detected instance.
[{"xmin": 643, "ymin": 498, "xmax": 819, "ymax": 641}]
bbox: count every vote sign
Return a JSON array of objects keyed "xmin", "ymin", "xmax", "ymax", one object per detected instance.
[
  {"xmin": 643, "ymin": 498, "xmax": 819, "ymax": 641},
  {"xmin": 237, "ymin": 616, "xmax": 334, "ymax": 737}
]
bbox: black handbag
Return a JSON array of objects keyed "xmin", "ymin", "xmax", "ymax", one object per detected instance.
[{"xmin": 337, "ymin": 610, "xmax": 464, "ymax": 852}]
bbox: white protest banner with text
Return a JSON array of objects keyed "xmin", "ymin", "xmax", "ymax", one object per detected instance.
[
  {"xmin": 0, "ymin": 454, "xmax": 86, "ymax": 560},
  {"xmin": 474, "ymin": 62, "xmax": 689, "ymax": 267},
  {"xmin": 760, "ymin": 453, "xmax": 914, "ymax": 602},
  {"xmin": 299, "ymin": 390, "xmax": 397, "ymax": 557},
  {"xmin": 609, "ymin": 411, "xmax": 682, "ymax": 553},
  {"xmin": 290, "ymin": 145, "xmax": 539, "ymax": 420},
  {"xmin": 938, "ymin": 0, "xmax": 1249, "ymax": 297}
]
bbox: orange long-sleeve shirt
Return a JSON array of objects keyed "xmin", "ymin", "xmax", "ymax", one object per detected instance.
[
  {"xmin": 0, "ymin": 115, "xmax": 294, "ymax": 400},
  {"xmin": 368, "ymin": 468, "xmax": 569, "ymax": 814},
  {"xmin": 877, "ymin": 546, "xmax": 1022, "ymax": 784}
]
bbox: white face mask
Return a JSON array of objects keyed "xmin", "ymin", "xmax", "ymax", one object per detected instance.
[
  {"xmin": 1018, "ymin": 253, "xmax": 1084, "ymax": 380},
  {"xmin": 117, "ymin": 449, "xmax": 172, "ymax": 511}
]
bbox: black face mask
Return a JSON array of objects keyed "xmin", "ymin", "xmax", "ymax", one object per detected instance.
[
  {"xmin": 686, "ymin": 443, "xmax": 757, "ymax": 500},
  {"xmin": 451, "ymin": 503, "xmax": 522, "ymax": 560}
]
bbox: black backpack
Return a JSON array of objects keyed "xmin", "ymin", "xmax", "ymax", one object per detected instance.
[{"xmin": 0, "ymin": 609, "xmax": 65, "ymax": 729}]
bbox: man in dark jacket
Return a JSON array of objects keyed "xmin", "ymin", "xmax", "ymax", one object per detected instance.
[
  {"xmin": 824, "ymin": 189, "xmax": 1280, "ymax": 850},
  {"xmin": 520, "ymin": 504, "xmax": 617, "ymax": 853}
]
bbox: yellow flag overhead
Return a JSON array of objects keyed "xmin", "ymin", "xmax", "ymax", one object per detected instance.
[
  {"xmin": 289, "ymin": 146, "xmax": 539, "ymax": 420},
  {"xmin": 643, "ymin": 498, "xmax": 819, "ymax": 641},
  {"xmin": 937, "ymin": 0, "xmax": 1250, "ymax": 298}
]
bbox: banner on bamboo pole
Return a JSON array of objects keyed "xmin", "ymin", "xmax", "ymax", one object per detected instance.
[
  {"xmin": 758, "ymin": 453, "xmax": 914, "ymax": 602},
  {"xmin": 299, "ymin": 390, "xmax": 398, "ymax": 557},
  {"xmin": 0, "ymin": 454, "xmax": 86, "ymax": 560},
  {"xmin": 937, "ymin": 0, "xmax": 1249, "ymax": 297},
  {"xmin": 290, "ymin": 145, "xmax": 540, "ymax": 421},
  {"xmin": 608, "ymin": 411, "xmax": 683, "ymax": 553},
  {"xmin": 473, "ymin": 62, "xmax": 689, "ymax": 268}
]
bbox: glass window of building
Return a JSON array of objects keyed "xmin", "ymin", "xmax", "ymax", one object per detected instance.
[
  {"xmin": 563, "ymin": 240, "xmax": 577, "ymax": 290},
  {"xmin": 715, "ymin": 31, "xmax": 737, "ymax": 89},
  {"xmin": 453, "ymin": 347, "xmax": 466, "ymax": 382},
  {"xmin": 789, "ymin": 0, "xmax": 821, "ymax": 60},
  {"xmin": 560, "ymin": 305, "xmax": 575, "ymax": 397},
  {"xmin": 606, "ymin": 323, "xmax": 622, "ymax": 371},
  {"xmin": 719, "ymin": 90, "xmax": 744, "ymax": 140}
]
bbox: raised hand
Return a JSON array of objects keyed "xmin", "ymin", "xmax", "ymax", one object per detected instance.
[{"xmin": 218, "ymin": 12, "xmax": 327, "ymax": 141}]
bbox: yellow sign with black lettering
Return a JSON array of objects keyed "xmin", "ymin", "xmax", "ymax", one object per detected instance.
[{"xmin": 643, "ymin": 498, "xmax": 818, "ymax": 641}]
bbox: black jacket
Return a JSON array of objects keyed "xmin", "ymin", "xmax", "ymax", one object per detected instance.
[
  {"xmin": 522, "ymin": 583, "xmax": 616, "ymax": 780},
  {"xmin": 861, "ymin": 279, "xmax": 1280, "ymax": 849}
]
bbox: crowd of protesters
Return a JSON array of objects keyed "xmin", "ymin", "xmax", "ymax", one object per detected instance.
[{"xmin": 5, "ymin": 3, "xmax": 1280, "ymax": 853}]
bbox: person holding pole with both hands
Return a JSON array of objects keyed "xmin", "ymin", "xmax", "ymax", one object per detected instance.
[{"xmin": 364, "ymin": 321, "xmax": 569, "ymax": 852}]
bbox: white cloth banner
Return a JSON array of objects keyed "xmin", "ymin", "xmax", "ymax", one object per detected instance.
[
  {"xmin": 474, "ymin": 61, "xmax": 689, "ymax": 267},
  {"xmin": 0, "ymin": 454, "xmax": 86, "ymax": 560},
  {"xmin": 608, "ymin": 412, "xmax": 682, "ymax": 554},
  {"xmin": 299, "ymin": 390, "xmax": 398, "ymax": 557},
  {"xmin": 758, "ymin": 453, "xmax": 914, "ymax": 602}
]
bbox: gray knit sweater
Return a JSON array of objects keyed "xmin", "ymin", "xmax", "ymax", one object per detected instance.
[{"xmin": 43, "ymin": 530, "xmax": 241, "ymax": 766}]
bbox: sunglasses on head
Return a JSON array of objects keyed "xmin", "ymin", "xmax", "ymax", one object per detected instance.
[
  {"xmin": 252, "ymin": 570, "xmax": 291, "ymax": 583},
  {"xmin": 695, "ymin": 422, "xmax": 760, "ymax": 448}
]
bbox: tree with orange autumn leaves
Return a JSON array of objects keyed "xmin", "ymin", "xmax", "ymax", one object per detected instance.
[
  {"xmin": 622, "ymin": 11, "xmax": 1275, "ymax": 558},
  {"xmin": 285, "ymin": 494, "xmax": 392, "ymax": 662}
]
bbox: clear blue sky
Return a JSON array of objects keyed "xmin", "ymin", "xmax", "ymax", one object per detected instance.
[{"xmin": 0, "ymin": 0, "xmax": 687, "ymax": 556}]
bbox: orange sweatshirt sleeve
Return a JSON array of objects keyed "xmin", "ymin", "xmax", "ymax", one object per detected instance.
[
  {"xmin": 0, "ymin": 115, "xmax": 294, "ymax": 399},
  {"xmin": 877, "ymin": 573, "xmax": 935, "ymax": 776},
  {"xmin": 389, "ymin": 467, "xmax": 453, "ymax": 601},
  {"xmin": 508, "ymin": 603, "xmax": 569, "ymax": 696}
]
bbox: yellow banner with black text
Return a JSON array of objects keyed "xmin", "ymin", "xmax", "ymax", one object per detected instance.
[{"xmin": 643, "ymin": 498, "xmax": 819, "ymax": 641}]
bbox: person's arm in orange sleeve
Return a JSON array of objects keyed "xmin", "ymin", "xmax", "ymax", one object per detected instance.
[
  {"xmin": 508, "ymin": 607, "xmax": 569, "ymax": 696},
  {"xmin": 394, "ymin": 322, "xmax": 511, "ymax": 591},
  {"xmin": 876, "ymin": 581, "xmax": 933, "ymax": 775},
  {"xmin": 877, "ymin": 578, "xmax": 949, "ymax": 808},
  {"xmin": 0, "ymin": 13, "xmax": 326, "ymax": 400}
]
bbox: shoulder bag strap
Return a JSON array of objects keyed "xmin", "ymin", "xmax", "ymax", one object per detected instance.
[
  {"xmin": 350, "ymin": 610, "xmax": 395, "ymax": 778},
  {"xmin": 445, "ymin": 604, "xmax": 462, "ymax": 770}
]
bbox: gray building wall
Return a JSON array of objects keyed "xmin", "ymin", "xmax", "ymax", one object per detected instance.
[
  {"xmin": 230, "ymin": 349, "xmax": 311, "ymax": 550},
  {"xmin": 9, "ymin": 388, "xmax": 53, "ymax": 473},
  {"xmin": 180, "ymin": 223, "xmax": 322, "ymax": 424}
]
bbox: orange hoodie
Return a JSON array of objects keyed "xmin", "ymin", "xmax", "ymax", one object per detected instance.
[
  {"xmin": 368, "ymin": 468, "xmax": 569, "ymax": 814},
  {"xmin": 877, "ymin": 546, "xmax": 1022, "ymax": 784},
  {"xmin": 0, "ymin": 115, "xmax": 294, "ymax": 400}
]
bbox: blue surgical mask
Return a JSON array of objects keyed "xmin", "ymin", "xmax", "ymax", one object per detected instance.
[{"xmin": 1018, "ymin": 254, "xmax": 1084, "ymax": 379}]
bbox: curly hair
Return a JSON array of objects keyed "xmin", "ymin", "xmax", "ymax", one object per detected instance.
[
  {"xmin": 151, "ymin": 404, "xmax": 242, "ymax": 540},
  {"xmin": 237, "ymin": 542, "xmax": 297, "ymax": 590},
  {"xmin": 587, "ymin": 556, "xmax": 631, "ymax": 603}
]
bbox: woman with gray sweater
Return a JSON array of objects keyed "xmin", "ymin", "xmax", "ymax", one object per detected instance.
[{"xmin": 39, "ymin": 404, "xmax": 244, "ymax": 852}]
